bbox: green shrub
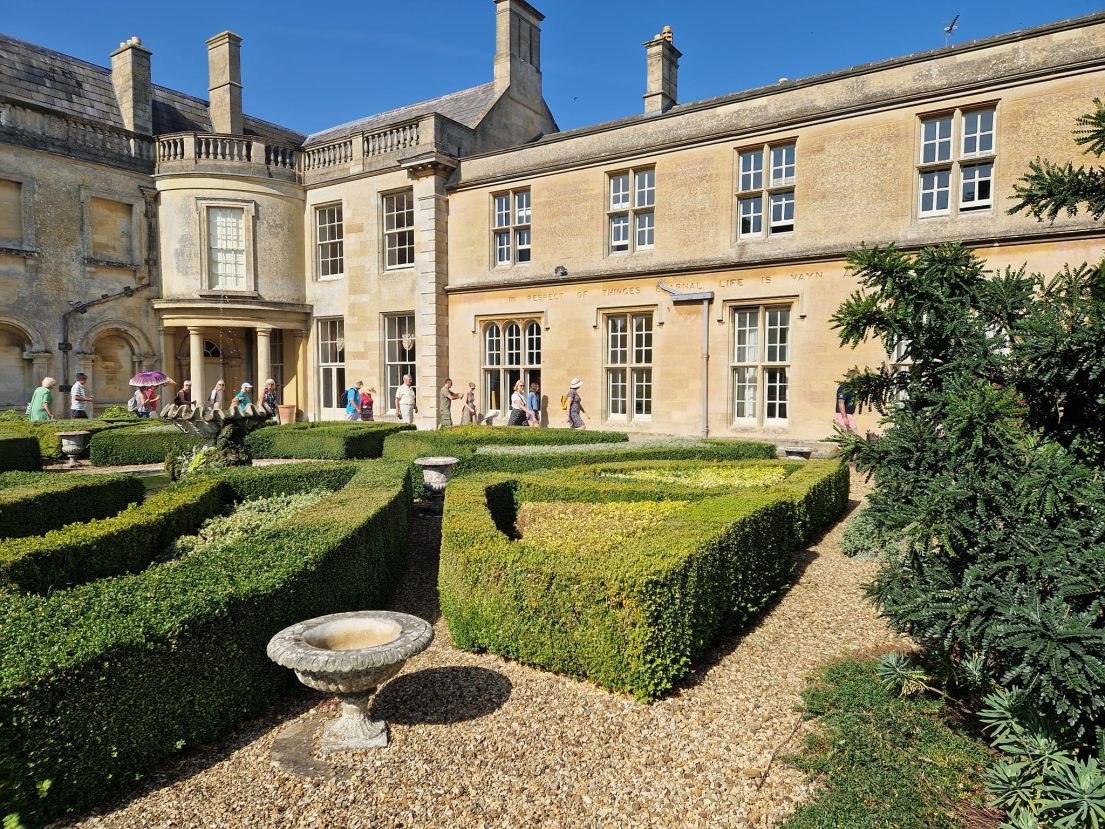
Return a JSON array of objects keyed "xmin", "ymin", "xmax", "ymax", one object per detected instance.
[
  {"xmin": 89, "ymin": 424, "xmax": 202, "ymax": 466},
  {"xmin": 0, "ymin": 463, "xmax": 359, "ymax": 595},
  {"xmin": 383, "ymin": 424, "xmax": 627, "ymax": 463},
  {"xmin": 439, "ymin": 459, "xmax": 848, "ymax": 701},
  {"xmin": 246, "ymin": 421, "xmax": 413, "ymax": 459},
  {"xmin": 0, "ymin": 420, "xmax": 128, "ymax": 461},
  {"xmin": 0, "ymin": 460, "xmax": 411, "ymax": 825},
  {"xmin": 0, "ymin": 436, "xmax": 40, "ymax": 472},
  {"xmin": 0, "ymin": 472, "xmax": 144, "ymax": 539}
]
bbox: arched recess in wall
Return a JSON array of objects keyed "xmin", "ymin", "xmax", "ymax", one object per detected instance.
[
  {"xmin": 0, "ymin": 319, "xmax": 34, "ymax": 411},
  {"xmin": 79, "ymin": 321, "xmax": 153, "ymax": 407}
]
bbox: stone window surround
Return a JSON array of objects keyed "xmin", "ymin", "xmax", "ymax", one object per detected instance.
[
  {"xmin": 728, "ymin": 301, "xmax": 792, "ymax": 427},
  {"xmin": 0, "ymin": 172, "xmax": 37, "ymax": 256},
  {"xmin": 382, "ymin": 312, "xmax": 416, "ymax": 412},
  {"xmin": 79, "ymin": 185, "xmax": 144, "ymax": 272},
  {"xmin": 314, "ymin": 199, "xmax": 345, "ymax": 282},
  {"xmin": 195, "ymin": 197, "xmax": 257, "ymax": 296},
  {"xmin": 606, "ymin": 167, "xmax": 656, "ymax": 256},
  {"xmin": 380, "ymin": 188, "xmax": 416, "ymax": 273},
  {"xmin": 489, "ymin": 188, "xmax": 532, "ymax": 269},
  {"xmin": 479, "ymin": 316, "xmax": 542, "ymax": 414},
  {"xmin": 734, "ymin": 138, "xmax": 797, "ymax": 241},
  {"xmin": 601, "ymin": 305, "xmax": 655, "ymax": 423},
  {"xmin": 915, "ymin": 101, "xmax": 999, "ymax": 221}
]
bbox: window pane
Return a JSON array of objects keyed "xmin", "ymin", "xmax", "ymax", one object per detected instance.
[
  {"xmin": 769, "ymin": 191, "xmax": 794, "ymax": 233},
  {"xmin": 635, "ymin": 210, "xmax": 655, "ymax": 248},
  {"xmin": 525, "ymin": 321, "xmax": 541, "ymax": 366},
  {"xmin": 921, "ymin": 116, "xmax": 953, "ymax": 164},
  {"xmin": 494, "ymin": 194, "xmax": 511, "ymax": 228},
  {"xmin": 739, "ymin": 196, "xmax": 763, "ymax": 236},
  {"xmin": 960, "ymin": 162, "xmax": 993, "ymax": 211},
  {"xmin": 770, "ymin": 144, "xmax": 796, "ymax": 185},
  {"xmin": 514, "ymin": 190, "xmax": 531, "ymax": 224},
  {"xmin": 384, "ymin": 314, "xmax": 415, "ymax": 407},
  {"xmin": 384, "ymin": 191, "xmax": 415, "ymax": 268},
  {"xmin": 962, "ymin": 108, "xmax": 995, "ymax": 156},
  {"xmin": 607, "ymin": 368, "xmax": 627, "ymax": 415},
  {"xmin": 484, "ymin": 323, "xmax": 501, "ymax": 366},
  {"xmin": 610, "ymin": 174, "xmax": 630, "ymax": 210},
  {"xmin": 766, "ymin": 307, "xmax": 790, "ymax": 362},
  {"xmin": 505, "ymin": 322, "xmax": 521, "ymax": 366},
  {"xmin": 733, "ymin": 366, "xmax": 757, "ymax": 420},
  {"xmin": 733, "ymin": 309, "xmax": 759, "ymax": 362},
  {"xmin": 632, "ymin": 313, "xmax": 653, "ymax": 365},
  {"xmin": 208, "ymin": 206, "xmax": 245, "ymax": 289},
  {"xmin": 495, "ymin": 230, "xmax": 512, "ymax": 265},
  {"xmin": 515, "ymin": 228, "xmax": 531, "ymax": 263},
  {"xmin": 610, "ymin": 214, "xmax": 630, "ymax": 252},
  {"xmin": 316, "ymin": 204, "xmax": 343, "ymax": 278},
  {"xmin": 739, "ymin": 150, "xmax": 763, "ymax": 192},
  {"xmin": 484, "ymin": 369, "xmax": 502, "ymax": 412},
  {"xmin": 607, "ymin": 315, "xmax": 628, "ymax": 364},
  {"xmin": 635, "ymin": 169, "xmax": 655, "ymax": 207},
  {"xmin": 765, "ymin": 367, "xmax": 788, "ymax": 420},
  {"xmin": 632, "ymin": 368, "xmax": 652, "ymax": 415},
  {"xmin": 919, "ymin": 169, "xmax": 951, "ymax": 214}
]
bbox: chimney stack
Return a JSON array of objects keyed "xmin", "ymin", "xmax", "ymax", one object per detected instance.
[
  {"xmin": 643, "ymin": 25, "xmax": 680, "ymax": 114},
  {"xmin": 110, "ymin": 37, "xmax": 153, "ymax": 135},
  {"xmin": 493, "ymin": 0, "xmax": 543, "ymax": 102},
  {"xmin": 206, "ymin": 31, "xmax": 243, "ymax": 135}
]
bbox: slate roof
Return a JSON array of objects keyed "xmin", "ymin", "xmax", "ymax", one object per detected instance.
[
  {"xmin": 0, "ymin": 33, "xmax": 305, "ymax": 144},
  {"xmin": 304, "ymin": 82, "xmax": 499, "ymax": 146}
]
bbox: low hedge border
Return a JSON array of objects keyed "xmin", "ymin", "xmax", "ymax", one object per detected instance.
[
  {"xmin": 0, "ymin": 463, "xmax": 360, "ymax": 596},
  {"xmin": 0, "ymin": 435, "xmax": 41, "ymax": 472},
  {"xmin": 0, "ymin": 460, "xmax": 411, "ymax": 825},
  {"xmin": 0, "ymin": 472, "xmax": 145, "ymax": 540},
  {"xmin": 0, "ymin": 421, "xmax": 128, "ymax": 461},
  {"xmin": 440, "ymin": 459, "xmax": 848, "ymax": 702},
  {"xmin": 89, "ymin": 424, "xmax": 202, "ymax": 466},
  {"xmin": 245, "ymin": 421, "xmax": 413, "ymax": 459},
  {"xmin": 383, "ymin": 424, "xmax": 628, "ymax": 463}
]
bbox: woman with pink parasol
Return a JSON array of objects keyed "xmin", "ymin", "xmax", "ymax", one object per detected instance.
[{"xmin": 129, "ymin": 371, "xmax": 175, "ymax": 418}]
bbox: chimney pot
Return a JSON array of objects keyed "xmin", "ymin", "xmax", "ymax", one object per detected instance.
[
  {"xmin": 110, "ymin": 36, "xmax": 153, "ymax": 134},
  {"xmin": 643, "ymin": 25, "xmax": 681, "ymax": 115}
]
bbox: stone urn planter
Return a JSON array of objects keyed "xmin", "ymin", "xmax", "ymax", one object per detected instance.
[
  {"xmin": 56, "ymin": 430, "xmax": 91, "ymax": 468},
  {"xmin": 413, "ymin": 456, "xmax": 461, "ymax": 494},
  {"xmin": 267, "ymin": 611, "xmax": 433, "ymax": 752}
]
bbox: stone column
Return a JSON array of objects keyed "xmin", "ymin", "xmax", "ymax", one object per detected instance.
[
  {"xmin": 293, "ymin": 329, "xmax": 308, "ymax": 420},
  {"xmin": 188, "ymin": 327, "xmax": 206, "ymax": 403},
  {"xmin": 256, "ymin": 327, "xmax": 272, "ymax": 389},
  {"xmin": 159, "ymin": 326, "xmax": 176, "ymax": 382},
  {"xmin": 410, "ymin": 163, "xmax": 452, "ymax": 430}
]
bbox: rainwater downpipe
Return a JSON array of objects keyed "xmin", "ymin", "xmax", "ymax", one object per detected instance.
[
  {"xmin": 59, "ymin": 284, "xmax": 151, "ymax": 390},
  {"xmin": 657, "ymin": 282, "xmax": 714, "ymax": 438}
]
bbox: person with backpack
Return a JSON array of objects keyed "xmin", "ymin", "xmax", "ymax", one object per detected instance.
[
  {"xmin": 345, "ymin": 381, "xmax": 364, "ymax": 421},
  {"xmin": 564, "ymin": 378, "xmax": 586, "ymax": 429}
]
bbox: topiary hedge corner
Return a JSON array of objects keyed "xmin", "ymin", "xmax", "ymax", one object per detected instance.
[
  {"xmin": 245, "ymin": 421, "xmax": 414, "ymax": 459},
  {"xmin": 0, "ymin": 460, "xmax": 412, "ymax": 826},
  {"xmin": 89, "ymin": 424, "xmax": 203, "ymax": 466},
  {"xmin": 0, "ymin": 435, "xmax": 41, "ymax": 472},
  {"xmin": 0, "ymin": 471, "xmax": 145, "ymax": 541},
  {"xmin": 440, "ymin": 459, "xmax": 848, "ymax": 702},
  {"xmin": 0, "ymin": 420, "xmax": 129, "ymax": 461}
]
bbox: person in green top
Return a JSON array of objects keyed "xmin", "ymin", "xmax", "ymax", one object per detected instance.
[{"xmin": 28, "ymin": 376, "xmax": 57, "ymax": 422}]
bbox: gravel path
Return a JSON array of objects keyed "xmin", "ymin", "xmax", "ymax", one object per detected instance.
[{"xmin": 61, "ymin": 476, "xmax": 908, "ymax": 829}]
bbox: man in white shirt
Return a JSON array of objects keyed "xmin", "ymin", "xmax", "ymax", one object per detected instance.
[
  {"xmin": 395, "ymin": 374, "xmax": 417, "ymax": 424},
  {"xmin": 69, "ymin": 373, "xmax": 93, "ymax": 419}
]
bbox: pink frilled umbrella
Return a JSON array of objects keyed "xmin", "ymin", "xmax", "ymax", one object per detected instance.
[{"xmin": 129, "ymin": 371, "xmax": 176, "ymax": 388}]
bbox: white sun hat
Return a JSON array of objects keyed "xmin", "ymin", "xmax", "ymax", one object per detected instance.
[{"xmin": 569, "ymin": 378, "xmax": 582, "ymax": 389}]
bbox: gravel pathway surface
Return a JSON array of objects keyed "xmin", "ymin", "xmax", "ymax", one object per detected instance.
[{"xmin": 60, "ymin": 475, "xmax": 908, "ymax": 829}]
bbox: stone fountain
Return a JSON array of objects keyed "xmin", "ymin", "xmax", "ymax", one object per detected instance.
[
  {"xmin": 160, "ymin": 401, "xmax": 274, "ymax": 475},
  {"xmin": 267, "ymin": 610, "xmax": 433, "ymax": 752}
]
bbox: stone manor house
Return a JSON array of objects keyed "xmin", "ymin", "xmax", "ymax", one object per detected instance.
[{"xmin": 1, "ymin": 2, "xmax": 1103, "ymax": 439}]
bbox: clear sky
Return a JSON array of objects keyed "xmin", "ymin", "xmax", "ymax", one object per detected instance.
[{"xmin": 3, "ymin": 0, "xmax": 1099, "ymax": 136}]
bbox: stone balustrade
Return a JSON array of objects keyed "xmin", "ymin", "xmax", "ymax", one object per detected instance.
[
  {"xmin": 0, "ymin": 101, "xmax": 155, "ymax": 171},
  {"xmin": 155, "ymin": 132, "xmax": 300, "ymax": 181},
  {"xmin": 301, "ymin": 120, "xmax": 422, "ymax": 176}
]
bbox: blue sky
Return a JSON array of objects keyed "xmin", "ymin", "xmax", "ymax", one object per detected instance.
[{"xmin": 4, "ymin": 0, "xmax": 1099, "ymax": 135}]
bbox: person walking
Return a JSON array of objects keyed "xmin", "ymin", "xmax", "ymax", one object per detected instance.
[
  {"xmin": 395, "ymin": 374, "xmax": 417, "ymax": 424},
  {"xmin": 174, "ymin": 380, "xmax": 193, "ymax": 406},
  {"xmin": 207, "ymin": 380, "xmax": 225, "ymax": 409},
  {"xmin": 345, "ymin": 381, "xmax": 363, "ymax": 421},
  {"xmin": 460, "ymin": 381, "xmax": 478, "ymax": 424},
  {"xmin": 28, "ymin": 377, "xmax": 56, "ymax": 422},
  {"xmin": 565, "ymin": 378, "xmax": 586, "ymax": 429},
  {"xmin": 139, "ymin": 385, "xmax": 160, "ymax": 418},
  {"xmin": 834, "ymin": 382, "xmax": 857, "ymax": 433},
  {"xmin": 507, "ymin": 380, "xmax": 530, "ymax": 426},
  {"xmin": 261, "ymin": 379, "xmax": 278, "ymax": 415},
  {"xmin": 438, "ymin": 378, "xmax": 462, "ymax": 429},
  {"xmin": 233, "ymin": 382, "xmax": 253, "ymax": 413},
  {"xmin": 527, "ymin": 381, "xmax": 541, "ymax": 427},
  {"xmin": 69, "ymin": 372, "xmax": 93, "ymax": 419},
  {"xmin": 359, "ymin": 387, "xmax": 375, "ymax": 421}
]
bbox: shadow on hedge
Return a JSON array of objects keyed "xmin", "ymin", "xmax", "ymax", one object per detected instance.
[{"xmin": 371, "ymin": 666, "xmax": 512, "ymax": 725}]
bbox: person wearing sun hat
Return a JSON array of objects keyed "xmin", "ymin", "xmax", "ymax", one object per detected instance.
[
  {"xmin": 233, "ymin": 382, "xmax": 253, "ymax": 413},
  {"xmin": 565, "ymin": 377, "xmax": 586, "ymax": 429}
]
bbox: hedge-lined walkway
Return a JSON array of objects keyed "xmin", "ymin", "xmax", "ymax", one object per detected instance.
[{"xmin": 62, "ymin": 476, "xmax": 909, "ymax": 829}]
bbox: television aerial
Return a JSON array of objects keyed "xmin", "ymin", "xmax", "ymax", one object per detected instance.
[{"xmin": 944, "ymin": 14, "xmax": 960, "ymax": 47}]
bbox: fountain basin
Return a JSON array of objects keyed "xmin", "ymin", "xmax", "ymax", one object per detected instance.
[
  {"xmin": 413, "ymin": 456, "xmax": 461, "ymax": 493},
  {"xmin": 267, "ymin": 610, "xmax": 433, "ymax": 751}
]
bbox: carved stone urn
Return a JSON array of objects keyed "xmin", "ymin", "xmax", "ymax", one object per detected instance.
[
  {"xmin": 413, "ymin": 456, "xmax": 461, "ymax": 494},
  {"xmin": 267, "ymin": 610, "xmax": 434, "ymax": 752},
  {"xmin": 56, "ymin": 430, "xmax": 91, "ymax": 468}
]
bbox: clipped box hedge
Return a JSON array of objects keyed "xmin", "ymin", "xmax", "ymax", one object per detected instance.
[
  {"xmin": 0, "ymin": 420, "xmax": 127, "ymax": 461},
  {"xmin": 246, "ymin": 421, "xmax": 413, "ymax": 459},
  {"xmin": 0, "ymin": 435, "xmax": 41, "ymax": 472},
  {"xmin": 382, "ymin": 424, "xmax": 628, "ymax": 463},
  {"xmin": 89, "ymin": 424, "xmax": 203, "ymax": 466},
  {"xmin": 440, "ymin": 459, "xmax": 848, "ymax": 701},
  {"xmin": 0, "ymin": 460, "xmax": 411, "ymax": 825},
  {"xmin": 0, "ymin": 471, "xmax": 144, "ymax": 540}
]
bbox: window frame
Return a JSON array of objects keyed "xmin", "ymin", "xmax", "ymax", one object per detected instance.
[
  {"xmin": 603, "ymin": 310, "xmax": 654, "ymax": 422},
  {"xmin": 316, "ymin": 317, "xmax": 346, "ymax": 417},
  {"xmin": 490, "ymin": 188, "xmax": 533, "ymax": 268},
  {"xmin": 314, "ymin": 201, "xmax": 344, "ymax": 280},
  {"xmin": 383, "ymin": 313, "xmax": 417, "ymax": 411},
  {"xmin": 480, "ymin": 317, "xmax": 542, "ymax": 414},
  {"xmin": 729, "ymin": 303, "xmax": 792, "ymax": 427},
  {"xmin": 381, "ymin": 189, "xmax": 415, "ymax": 271},
  {"xmin": 606, "ymin": 167, "xmax": 655, "ymax": 255},
  {"xmin": 916, "ymin": 105, "xmax": 997, "ymax": 219},
  {"xmin": 735, "ymin": 141, "xmax": 797, "ymax": 240},
  {"xmin": 196, "ymin": 198, "xmax": 256, "ymax": 294}
]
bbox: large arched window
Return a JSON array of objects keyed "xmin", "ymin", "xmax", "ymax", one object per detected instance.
[{"xmin": 481, "ymin": 319, "xmax": 542, "ymax": 415}]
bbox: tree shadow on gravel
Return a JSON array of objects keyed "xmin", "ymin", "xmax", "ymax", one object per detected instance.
[{"xmin": 371, "ymin": 666, "xmax": 512, "ymax": 724}]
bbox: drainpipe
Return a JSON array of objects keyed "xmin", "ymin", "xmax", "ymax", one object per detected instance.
[
  {"xmin": 59, "ymin": 284, "xmax": 151, "ymax": 389},
  {"xmin": 658, "ymin": 282, "xmax": 714, "ymax": 438}
]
